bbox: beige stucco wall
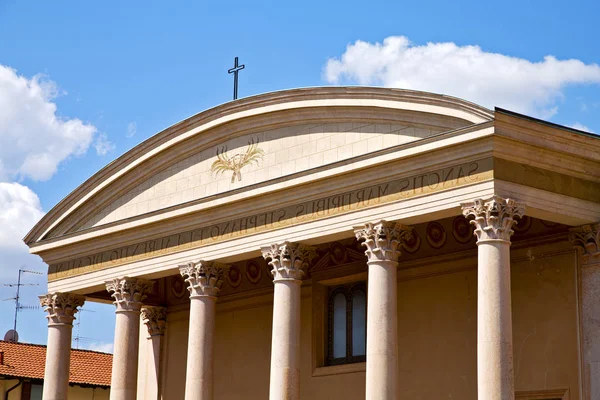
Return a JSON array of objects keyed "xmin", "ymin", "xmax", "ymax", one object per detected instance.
[
  {"xmin": 0, "ymin": 379, "xmax": 109, "ymax": 400},
  {"xmin": 161, "ymin": 243, "xmax": 580, "ymax": 399}
]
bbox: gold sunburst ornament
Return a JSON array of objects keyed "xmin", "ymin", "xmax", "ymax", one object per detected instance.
[{"xmin": 210, "ymin": 138, "xmax": 265, "ymax": 183}]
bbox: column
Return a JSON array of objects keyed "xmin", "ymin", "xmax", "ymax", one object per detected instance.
[
  {"xmin": 179, "ymin": 261, "xmax": 229, "ymax": 400},
  {"xmin": 569, "ymin": 223, "xmax": 600, "ymax": 400},
  {"xmin": 39, "ymin": 292, "xmax": 85, "ymax": 400},
  {"xmin": 462, "ymin": 196, "xmax": 524, "ymax": 400},
  {"xmin": 354, "ymin": 221, "xmax": 412, "ymax": 400},
  {"xmin": 261, "ymin": 242, "xmax": 316, "ymax": 400},
  {"xmin": 140, "ymin": 306, "xmax": 167, "ymax": 400},
  {"xmin": 106, "ymin": 277, "xmax": 154, "ymax": 400}
]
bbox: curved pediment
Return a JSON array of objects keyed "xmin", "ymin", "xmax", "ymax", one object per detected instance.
[{"xmin": 25, "ymin": 87, "xmax": 493, "ymax": 245}]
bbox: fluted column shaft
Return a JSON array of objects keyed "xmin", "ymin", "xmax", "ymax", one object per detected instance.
[
  {"xmin": 262, "ymin": 242, "xmax": 315, "ymax": 400},
  {"xmin": 462, "ymin": 196, "xmax": 524, "ymax": 400},
  {"xmin": 570, "ymin": 223, "xmax": 600, "ymax": 400},
  {"xmin": 40, "ymin": 293, "xmax": 85, "ymax": 400},
  {"xmin": 180, "ymin": 261, "xmax": 229, "ymax": 400},
  {"xmin": 354, "ymin": 221, "xmax": 412, "ymax": 400},
  {"xmin": 106, "ymin": 278, "xmax": 154, "ymax": 400}
]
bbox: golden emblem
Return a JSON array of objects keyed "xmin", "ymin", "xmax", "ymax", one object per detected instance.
[{"xmin": 210, "ymin": 138, "xmax": 265, "ymax": 183}]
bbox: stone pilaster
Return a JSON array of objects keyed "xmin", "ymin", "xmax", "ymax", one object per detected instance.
[
  {"xmin": 140, "ymin": 306, "xmax": 167, "ymax": 400},
  {"xmin": 462, "ymin": 196, "xmax": 525, "ymax": 400},
  {"xmin": 262, "ymin": 242, "xmax": 316, "ymax": 400},
  {"xmin": 141, "ymin": 307, "xmax": 167, "ymax": 338},
  {"xmin": 569, "ymin": 223, "xmax": 600, "ymax": 400},
  {"xmin": 180, "ymin": 261, "xmax": 229, "ymax": 400},
  {"xmin": 40, "ymin": 293, "xmax": 85, "ymax": 400},
  {"xmin": 354, "ymin": 220, "xmax": 412, "ymax": 400},
  {"xmin": 106, "ymin": 277, "xmax": 154, "ymax": 400}
]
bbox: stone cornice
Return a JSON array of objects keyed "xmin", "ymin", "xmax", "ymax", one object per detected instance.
[
  {"xmin": 262, "ymin": 242, "xmax": 317, "ymax": 281},
  {"xmin": 39, "ymin": 292, "xmax": 85, "ymax": 326},
  {"xmin": 105, "ymin": 277, "xmax": 154, "ymax": 312},
  {"xmin": 569, "ymin": 223, "xmax": 600, "ymax": 263},
  {"xmin": 461, "ymin": 196, "xmax": 525, "ymax": 243},
  {"xmin": 141, "ymin": 306, "xmax": 167, "ymax": 337},
  {"xmin": 354, "ymin": 220, "xmax": 413, "ymax": 262},
  {"xmin": 179, "ymin": 261, "xmax": 229, "ymax": 298}
]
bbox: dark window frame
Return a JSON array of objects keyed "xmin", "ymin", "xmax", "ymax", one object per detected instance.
[{"xmin": 326, "ymin": 282, "xmax": 367, "ymax": 366}]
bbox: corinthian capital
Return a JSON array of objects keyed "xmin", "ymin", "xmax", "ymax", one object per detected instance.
[
  {"xmin": 39, "ymin": 292, "xmax": 85, "ymax": 326},
  {"xmin": 461, "ymin": 196, "xmax": 525, "ymax": 242},
  {"xmin": 141, "ymin": 306, "xmax": 167, "ymax": 337},
  {"xmin": 261, "ymin": 242, "xmax": 316, "ymax": 281},
  {"xmin": 179, "ymin": 261, "xmax": 229, "ymax": 298},
  {"xmin": 569, "ymin": 223, "xmax": 600, "ymax": 263},
  {"xmin": 354, "ymin": 220, "xmax": 413, "ymax": 262},
  {"xmin": 106, "ymin": 277, "xmax": 154, "ymax": 312}
]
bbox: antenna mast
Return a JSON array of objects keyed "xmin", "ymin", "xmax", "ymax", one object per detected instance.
[{"xmin": 1, "ymin": 268, "xmax": 43, "ymax": 341}]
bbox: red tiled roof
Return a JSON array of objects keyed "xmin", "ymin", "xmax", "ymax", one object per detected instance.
[{"xmin": 0, "ymin": 341, "xmax": 112, "ymax": 387}]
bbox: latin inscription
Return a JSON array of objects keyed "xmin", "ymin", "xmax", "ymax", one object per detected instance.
[{"xmin": 48, "ymin": 158, "xmax": 492, "ymax": 280}]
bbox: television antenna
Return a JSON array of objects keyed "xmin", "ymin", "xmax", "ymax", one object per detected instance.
[
  {"xmin": 73, "ymin": 307, "xmax": 96, "ymax": 349},
  {"xmin": 1, "ymin": 268, "xmax": 43, "ymax": 341}
]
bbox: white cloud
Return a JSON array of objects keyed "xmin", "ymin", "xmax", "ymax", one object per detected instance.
[
  {"xmin": 324, "ymin": 36, "xmax": 600, "ymax": 118},
  {"xmin": 94, "ymin": 133, "xmax": 115, "ymax": 155},
  {"xmin": 0, "ymin": 182, "xmax": 44, "ymax": 251},
  {"xmin": 126, "ymin": 122, "xmax": 137, "ymax": 138},
  {"xmin": 84, "ymin": 342, "xmax": 114, "ymax": 353},
  {"xmin": 570, "ymin": 122, "xmax": 594, "ymax": 133},
  {"xmin": 0, "ymin": 65, "xmax": 108, "ymax": 181},
  {"xmin": 0, "ymin": 182, "xmax": 45, "ymax": 283}
]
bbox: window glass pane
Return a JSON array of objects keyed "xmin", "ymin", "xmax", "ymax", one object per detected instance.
[
  {"xmin": 352, "ymin": 290, "xmax": 366, "ymax": 356},
  {"xmin": 31, "ymin": 384, "xmax": 43, "ymax": 400},
  {"xmin": 333, "ymin": 293, "xmax": 347, "ymax": 358}
]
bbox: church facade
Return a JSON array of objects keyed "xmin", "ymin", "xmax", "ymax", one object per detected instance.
[{"xmin": 25, "ymin": 87, "xmax": 600, "ymax": 400}]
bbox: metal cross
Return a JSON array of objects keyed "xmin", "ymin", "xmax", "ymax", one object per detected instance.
[{"xmin": 228, "ymin": 56, "xmax": 245, "ymax": 100}]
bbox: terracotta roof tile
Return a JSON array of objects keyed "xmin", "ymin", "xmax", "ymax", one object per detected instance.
[{"xmin": 0, "ymin": 341, "xmax": 112, "ymax": 387}]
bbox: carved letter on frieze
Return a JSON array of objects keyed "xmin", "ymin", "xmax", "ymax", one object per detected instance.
[
  {"xmin": 141, "ymin": 306, "xmax": 167, "ymax": 337},
  {"xmin": 39, "ymin": 292, "xmax": 86, "ymax": 326},
  {"xmin": 569, "ymin": 223, "xmax": 600, "ymax": 263},
  {"xmin": 105, "ymin": 277, "xmax": 154, "ymax": 312},
  {"xmin": 179, "ymin": 261, "xmax": 229, "ymax": 298},
  {"xmin": 353, "ymin": 220, "xmax": 413, "ymax": 262},
  {"xmin": 461, "ymin": 196, "xmax": 525, "ymax": 243},
  {"xmin": 261, "ymin": 242, "xmax": 317, "ymax": 281}
]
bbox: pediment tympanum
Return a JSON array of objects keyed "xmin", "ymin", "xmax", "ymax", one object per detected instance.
[{"xmin": 81, "ymin": 121, "xmax": 450, "ymax": 230}]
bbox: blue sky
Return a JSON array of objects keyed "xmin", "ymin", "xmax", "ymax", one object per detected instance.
[{"xmin": 0, "ymin": 0, "xmax": 599, "ymax": 352}]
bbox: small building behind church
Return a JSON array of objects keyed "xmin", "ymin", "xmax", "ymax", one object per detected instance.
[{"xmin": 0, "ymin": 340, "xmax": 111, "ymax": 399}]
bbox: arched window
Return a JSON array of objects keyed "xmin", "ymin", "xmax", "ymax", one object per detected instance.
[{"xmin": 327, "ymin": 283, "xmax": 367, "ymax": 365}]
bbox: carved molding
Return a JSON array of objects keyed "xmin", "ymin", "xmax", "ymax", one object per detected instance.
[
  {"xmin": 227, "ymin": 265, "xmax": 242, "ymax": 288},
  {"xmin": 353, "ymin": 220, "xmax": 413, "ymax": 262},
  {"xmin": 569, "ymin": 223, "xmax": 600, "ymax": 263},
  {"xmin": 309, "ymin": 241, "xmax": 366, "ymax": 275},
  {"xmin": 141, "ymin": 306, "xmax": 167, "ymax": 337},
  {"xmin": 39, "ymin": 292, "xmax": 85, "ymax": 326},
  {"xmin": 461, "ymin": 196, "xmax": 525, "ymax": 242},
  {"xmin": 179, "ymin": 261, "xmax": 229, "ymax": 298},
  {"xmin": 105, "ymin": 277, "xmax": 154, "ymax": 312},
  {"xmin": 426, "ymin": 222, "xmax": 447, "ymax": 249},
  {"xmin": 245, "ymin": 260, "xmax": 262, "ymax": 284},
  {"xmin": 261, "ymin": 242, "xmax": 317, "ymax": 281}
]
